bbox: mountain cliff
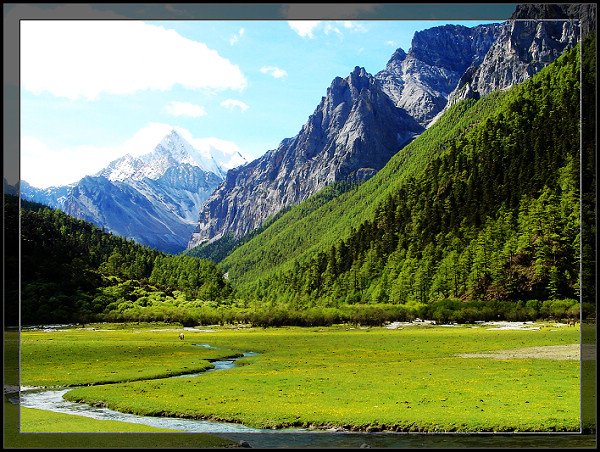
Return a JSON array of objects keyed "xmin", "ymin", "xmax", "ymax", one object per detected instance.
[
  {"xmin": 434, "ymin": 16, "xmax": 581, "ymax": 122},
  {"xmin": 219, "ymin": 40, "xmax": 584, "ymax": 309},
  {"xmin": 187, "ymin": 66, "xmax": 424, "ymax": 249},
  {"xmin": 375, "ymin": 23, "xmax": 501, "ymax": 126},
  {"xmin": 187, "ymin": 18, "xmax": 580, "ymax": 252}
]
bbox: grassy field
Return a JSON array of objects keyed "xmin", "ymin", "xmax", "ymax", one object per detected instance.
[
  {"xmin": 18, "ymin": 321, "xmax": 582, "ymax": 433},
  {"xmin": 19, "ymin": 406, "xmax": 182, "ymax": 433},
  {"xmin": 20, "ymin": 324, "xmax": 243, "ymax": 387}
]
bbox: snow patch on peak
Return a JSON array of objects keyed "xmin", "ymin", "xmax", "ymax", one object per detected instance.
[{"xmin": 98, "ymin": 129, "xmax": 246, "ymax": 182}]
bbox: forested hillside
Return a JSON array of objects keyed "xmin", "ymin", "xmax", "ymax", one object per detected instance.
[
  {"xmin": 215, "ymin": 40, "xmax": 590, "ymax": 322},
  {"xmin": 10, "ymin": 195, "xmax": 233, "ymax": 325},
  {"xmin": 12, "ymin": 36, "xmax": 594, "ymax": 328}
]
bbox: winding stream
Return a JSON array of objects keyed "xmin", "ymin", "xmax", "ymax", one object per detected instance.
[
  {"xmin": 10, "ymin": 342, "xmax": 595, "ymax": 448},
  {"xmin": 12, "ymin": 345, "xmax": 292, "ymax": 433}
]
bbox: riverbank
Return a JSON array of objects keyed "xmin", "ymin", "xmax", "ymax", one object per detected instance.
[{"xmin": 19, "ymin": 322, "xmax": 584, "ymax": 434}]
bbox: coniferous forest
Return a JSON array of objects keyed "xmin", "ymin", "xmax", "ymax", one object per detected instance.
[
  {"xmin": 246, "ymin": 43, "xmax": 582, "ymax": 309},
  {"xmin": 10, "ymin": 36, "xmax": 596, "ymax": 327}
]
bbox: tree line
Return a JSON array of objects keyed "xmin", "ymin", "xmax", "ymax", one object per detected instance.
[{"xmin": 13, "ymin": 196, "xmax": 233, "ymax": 325}]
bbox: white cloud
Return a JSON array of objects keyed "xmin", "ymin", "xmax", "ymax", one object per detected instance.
[
  {"xmin": 221, "ymin": 99, "xmax": 249, "ymax": 112},
  {"xmin": 288, "ymin": 20, "xmax": 368, "ymax": 39},
  {"xmin": 229, "ymin": 27, "xmax": 245, "ymax": 45},
  {"xmin": 342, "ymin": 21, "xmax": 368, "ymax": 33},
  {"xmin": 185, "ymin": 136, "xmax": 252, "ymax": 169},
  {"xmin": 287, "ymin": 20, "xmax": 321, "ymax": 38},
  {"xmin": 260, "ymin": 66, "xmax": 288, "ymax": 79},
  {"xmin": 22, "ymin": 123, "xmax": 175, "ymax": 187},
  {"xmin": 20, "ymin": 20, "xmax": 247, "ymax": 101},
  {"xmin": 323, "ymin": 23, "xmax": 342, "ymax": 36},
  {"xmin": 21, "ymin": 135, "xmax": 120, "ymax": 188},
  {"xmin": 165, "ymin": 101, "xmax": 207, "ymax": 118}
]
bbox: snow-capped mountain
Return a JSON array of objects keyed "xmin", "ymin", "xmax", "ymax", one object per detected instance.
[
  {"xmin": 97, "ymin": 129, "xmax": 244, "ymax": 182},
  {"xmin": 21, "ymin": 130, "xmax": 248, "ymax": 253}
]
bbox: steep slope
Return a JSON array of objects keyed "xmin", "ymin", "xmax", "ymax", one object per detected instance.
[
  {"xmin": 218, "ymin": 93, "xmax": 507, "ymax": 289},
  {"xmin": 187, "ymin": 66, "xmax": 424, "ymax": 249},
  {"xmin": 11, "ymin": 195, "xmax": 232, "ymax": 325},
  {"xmin": 435, "ymin": 18, "xmax": 580, "ymax": 123},
  {"xmin": 375, "ymin": 23, "xmax": 501, "ymax": 126},
  {"xmin": 218, "ymin": 39, "xmax": 583, "ymax": 304},
  {"xmin": 187, "ymin": 19, "xmax": 579, "ymax": 253},
  {"xmin": 20, "ymin": 180, "xmax": 74, "ymax": 210},
  {"xmin": 98, "ymin": 130, "xmax": 232, "ymax": 181}
]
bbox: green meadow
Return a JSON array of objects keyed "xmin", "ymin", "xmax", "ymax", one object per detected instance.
[
  {"xmin": 20, "ymin": 324, "xmax": 243, "ymax": 387},
  {"xmin": 18, "ymin": 322, "xmax": 581, "ymax": 433}
]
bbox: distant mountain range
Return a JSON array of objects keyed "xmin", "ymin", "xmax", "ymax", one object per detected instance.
[{"xmin": 21, "ymin": 130, "xmax": 248, "ymax": 253}]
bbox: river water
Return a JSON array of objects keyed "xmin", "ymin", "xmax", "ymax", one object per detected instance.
[{"xmin": 11, "ymin": 343, "xmax": 596, "ymax": 448}]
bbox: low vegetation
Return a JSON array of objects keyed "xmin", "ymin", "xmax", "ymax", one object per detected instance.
[
  {"xmin": 20, "ymin": 324, "xmax": 242, "ymax": 387},
  {"xmin": 19, "ymin": 322, "xmax": 581, "ymax": 433}
]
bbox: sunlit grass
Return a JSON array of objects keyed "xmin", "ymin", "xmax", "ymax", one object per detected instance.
[
  {"xmin": 4, "ymin": 399, "xmax": 237, "ymax": 447},
  {"xmin": 19, "ymin": 407, "xmax": 181, "ymax": 432},
  {"xmin": 30, "ymin": 323, "xmax": 582, "ymax": 432},
  {"xmin": 20, "ymin": 323, "xmax": 243, "ymax": 387}
]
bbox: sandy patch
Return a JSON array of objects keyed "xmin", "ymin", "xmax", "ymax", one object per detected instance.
[{"xmin": 459, "ymin": 344, "xmax": 596, "ymax": 360}]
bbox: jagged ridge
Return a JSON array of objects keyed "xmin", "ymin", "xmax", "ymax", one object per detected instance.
[{"xmin": 187, "ymin": 66, "xmax": 424, "ymax": 249}]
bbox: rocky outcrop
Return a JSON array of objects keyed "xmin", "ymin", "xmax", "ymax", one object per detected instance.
[
  {"xmin": 510, "ymin": 3, "xmax": 596, "ymax": 38},
  {"xmin": 434, "ymin": 16, "xmax": 582, "ymax": 124},
  {"xmin": 20, "ymin": 180, "xmax": 74, "ymax": 210},
  {"xmin": 187, "ymin": 16, "xmax": 584, "ymax": 250},
  {"xmin": 62, "ymin": 166, "xmax": 220, "ymax": 254},
  {"xmin": 375, "ymin": 23, "xmax": 502, "ymax": 126},
  {"xmin": 187, "ymin": 67, "xmax": 424, "ymax": 249}
]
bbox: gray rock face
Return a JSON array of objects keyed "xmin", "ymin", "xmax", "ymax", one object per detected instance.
[
  {"xmin": 375, "ymin": 23, "xmax": 502, "ymax": 126},
  {"xmin": 20, "ymin": 180, "xmax": 74, "ymax": 210},
  {"xmin": 510, "ymin": 3, "xmax": 596, "ymax": 38},
  {"xmin": 436, "ymin": 18, "xmax": 580, "ymax": 123},
  {"xmin": 187, "ymin": 67, "xmax": 424, "ymax": 249},
  {"xmin": 187, "ymin": 16, "xmax": 582, "ymax": 250}
]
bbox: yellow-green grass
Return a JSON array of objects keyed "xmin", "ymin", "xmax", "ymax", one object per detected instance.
[
  {"xmin": 20, "ymin": 323, "xmax": 243, "ymax": 387},
  {"xmin": 3, "ymin": 399, "xmax": 237, "ymax": 448},
  {"xmin": 42, "ymin": 323, "xmax": 583, "ymax": 433}
]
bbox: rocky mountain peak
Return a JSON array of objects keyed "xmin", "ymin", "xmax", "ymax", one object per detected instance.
[
  {"xmin": 97, "ymin": 130, "xmax": 227, "ymax": 183},
  {"xmin": 434, "ymin": 17, "xmax": 581, "ymax": 123},
  {"xmin": 186, "ymin": 66, "xmax": 424, "ymax": 249},
  {"xmin": 510, "ymin": 3, "xmax": 596, "ymax": 38},
  {"xmin": 375, "ymin": 23, "xmax": 501, "ymax": 126}
]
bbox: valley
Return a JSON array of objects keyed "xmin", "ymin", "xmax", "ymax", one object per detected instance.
[
  {"xmin": 17, "ymin": 322, "xmax": 584, "ymax": 434},
  {"xmin": 7, "ymin": 4, "xmax": 596, "ymax": 446}
]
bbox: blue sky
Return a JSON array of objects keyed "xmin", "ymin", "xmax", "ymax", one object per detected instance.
[{"xmin": 20, "ymin": 19, "xmax": 499, "ymax": 188}]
